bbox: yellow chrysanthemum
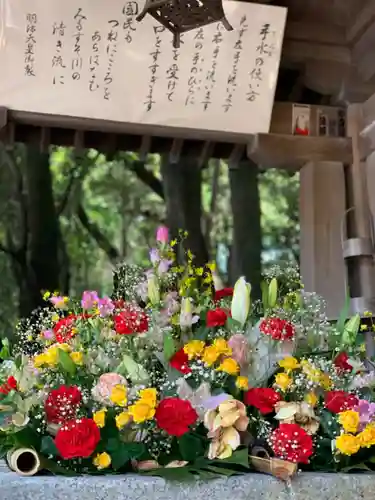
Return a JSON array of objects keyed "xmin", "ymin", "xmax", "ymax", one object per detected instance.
[
  {"xmin": 139, "ymin": 388, "xmax": 157, "ymax": 408},
  {"xmin": 93, "ymin": 409, "xmax": 107, "ymax": 428},
  {"xmin": 335, "ymin": 434, "xmax": 360, "ymax": 456},
  {"xmin": 34, "ymin": 354, "xmax": 47, "ymax": 368},
  {"xmin": 115, "ymin": 411, "xmax": 131, "ymax": 429},
  {"xmin": 213, "ymin": 338, "xmax": 232, "ymax": 356},
  {"xmin": 128, "ymin": 401, "xmax": 155, "ymax": 424},
  {"xmin": 338, "ymin": 411, "xmax": 360, "ymax": 434},
  {"xmin": 110, "ymin": 384, "xmax": 128, "ymax": 407},
  {"xmin": 320, "ymin": 373, "xmax": 333, "ymax": 390},
  {"xmin": 305, "ymin": 392, "xmax": 318, "ymax": 407},
  {"xmin": 217, "ymin": 357, "xmax": 240, "ymax": 376},
  {"xmin": 278, "ymin": 356, "xmax": 300, "ymax": 372},
  {"xmin": 93, "ymin": 452, "xmax": 111, "ymax": 470},
  {"xmin": 37, "ymin": 343, "xmax": 71, "ymax": 367},
  {"xmin": 275, "ymin": 373, "xmax": 292, "ymax": 391},
  {"xmin": 183, "ymin": 340, "xmax": 205, "ymax": 360},
  {"xmin": 202, "ymin": 345, "xmax": 220, "ymax": 366},
  {"xmin": 358, "ymin": 424, "xmax": 375, "ymax": 448},
  {"xmin": 70, "ymin": 352, "xmax": 83, "ymax": 365},
  {"xmin": 235, "ymin": 376, "xmax": 249, "ymax": 390}
]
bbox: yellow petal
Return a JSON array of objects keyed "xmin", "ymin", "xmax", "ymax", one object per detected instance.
[{"xmin": 221, "ymin": 427, "xmax": 241, "ymax": 450}]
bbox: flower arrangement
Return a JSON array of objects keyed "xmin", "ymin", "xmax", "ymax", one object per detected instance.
[{"xmin": 0, "ymin": 226, "xmax": 375, "ymax": 480}]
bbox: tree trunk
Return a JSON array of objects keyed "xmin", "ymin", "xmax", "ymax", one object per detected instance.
[
  {"xmin": 229, "ymin": 160, "xmax": 262, "ymax": 300},
  {"xmin": 24, "ymin": 148, "xmax": 61, "ymax": 313},
  {"xmin": 161, "ymin": 155, "xmax": 209, "ymax": 266}
]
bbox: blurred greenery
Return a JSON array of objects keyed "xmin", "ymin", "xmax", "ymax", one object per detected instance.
[{"xmin": 0, "ymin": 145, "xmax": 299, "ymax": 335}]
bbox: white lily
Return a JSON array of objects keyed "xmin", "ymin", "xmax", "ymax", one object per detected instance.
[{"xmin": 231, "ymin": 277, "xmax": 251, "ymax": 327}]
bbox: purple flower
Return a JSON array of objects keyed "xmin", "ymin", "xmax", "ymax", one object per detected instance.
[
  {"xmin": 356, "ymin": 400, "xmax": 375, "ymax": 428},
  {"xmin": 156, "ymin": 225, "xmax": 169, "ymax": 243},
  {"xmin": 158, "ymin": 259, "xmax": 172, "ymax": 274},
  {"xmin": 203, "ymin": 393, "xmax": 231, "ymax": 410},
  {"xmin": 49, "ymin": 296, "xmax": 68, "ymax": 309},
  {"xmin": 81, "ymin": 290, "xmax": 99, "ymax": 310},
  {"xmin": 98, "ymin": 297, "xmax": 115, "ymax": 317},
  {"xmin": 42, "ymin": 329, "xmax": 54, "ymax": 340},
  {"xmin": 149, "ymin": 248, "xmax": 160, "ymax": 265}
]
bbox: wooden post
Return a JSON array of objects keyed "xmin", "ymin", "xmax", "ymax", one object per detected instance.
[
  {"xmin": 345, "ymin": 104, "xmax": 375, "ymax": 357},
  {"xmin": 299, "ymin": 161, "xmax": 346, "ymax": 319}
]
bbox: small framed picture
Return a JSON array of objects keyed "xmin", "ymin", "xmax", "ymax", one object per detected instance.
[{"xmin": 292, "ymin": 104, "xmax": 310, "ymax": 136}]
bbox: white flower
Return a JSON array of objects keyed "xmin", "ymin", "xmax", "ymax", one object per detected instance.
[{"xmin": 231, "ymin": 277, "xmax": 251, "ymax": 327}]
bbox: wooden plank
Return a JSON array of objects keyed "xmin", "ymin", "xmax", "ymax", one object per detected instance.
[
  {"xmin": 247, "ymin": 134, "xmax": 353, "ymax": 170},
  {"xmin": 299, "ymin": 161, "xmax": 347, "ymax": 319}
]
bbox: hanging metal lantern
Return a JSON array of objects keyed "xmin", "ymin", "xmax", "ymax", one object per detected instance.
[{"xmin": 136, "ymin": 0, "xmax": 233, "ymax": 48}]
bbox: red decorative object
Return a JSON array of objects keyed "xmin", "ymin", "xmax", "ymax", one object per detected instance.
[
  {"xmin": 244, "ymin": 388, "xmax": 282, "ymax": 415},
  {"xmin": 206, "ymin": 308, "xmax": 228, "ymax": 328},
  {"xmin": 155, "ymin": 397, "xmax": 198, "ymax": 436},
  {"xmin": 271, "ymin": 423, "xmax": 314, "ymax": 464},
  {"xmin": 214, "ymin": 288, "xmax": 234, "ymax": 302},
  {"xmin": 325, "ymin": 391, "xmax": 358, "ymax": 414},
  {"xmin": 45, "ymin": 385, "xmax": 82, "ymax": 424},
  {"xmin": 114, "ymin": 306, "xmax": 149, "ymax": 335},
  {"xmin": 54, "ymin": 418, "xmax": 100, "ymax": 459},
  {"xmin": 259, "ymin": 318, "xmax": 295, "ymax": 341},
  {"xmin": 169, "ymin": 349, "xmax": 191, "ymax": 374}
]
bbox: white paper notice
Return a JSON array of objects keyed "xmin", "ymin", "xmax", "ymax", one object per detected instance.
[{"xmin": 0, "ymin": 0, "xmax": 286, "ymax": 134}]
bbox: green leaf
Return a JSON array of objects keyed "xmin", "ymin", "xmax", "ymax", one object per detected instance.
[
  {"xmin": 109, "ymin": 442, "xmax": 145, "ymax": 470},
  {"xmin": 320, "ymin": 410, "xmax": 340, "ymax": 439},
  {"xmin": 336, "ymin": 290, "xmax": 350, "ymax": 333},
  {"xmin": 178, "ymin": 433, "xmax": 204, "ymax": 462},
  {"xmin": 342, "ymin": 314, "xmax": 360, "ymax": 347},
  {"xmin": 142, "ymin": 466, "xmax": 193, "ymax": 481},
  {"xmin": 163, "ymin": 332, "xmax": 175, "ymax": 361},
  {"xmin": 341, "ymin": 463, "xmax": 372, "ymax": 472},
  {"xmin": 268, "ymin": 278, "xmax": 278, "ymax": 308},
  {"xmin": 205, "ymin": 465, "xmax": 239, "ymax": 476},
  {"xmin": 0, "ymin": 338, "xmax": 10, "ymax": 360},
  {"xmin": 41, "ymin": 436, "xmax": 58, "ymax": 457},
  {"xmin": 216, "ymin": 447, "xmax": 249, "ymax": 468},
  {"xmin": 58, "ymin": 349, "xmax": 76, "ymax": 376},
  {"xmin": 116, "ymin": 354, "xmax": 149, "ymax": 384},
  {"xmin": 260, "ymin": 281, "xmax": 269, "ymax": 310},
  {"xmin": 111, "ymin": 447, "xmax": 130, "ymax": 471}
]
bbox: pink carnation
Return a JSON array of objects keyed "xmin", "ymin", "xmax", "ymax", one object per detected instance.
[{"xmin": 91, "ymin": 373, "xmax": 127, "ymax": 406}]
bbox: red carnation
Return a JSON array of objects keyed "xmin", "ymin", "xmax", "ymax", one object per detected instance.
[
  {"xmin": 270, "ymin": 423, "xmax": 313, "ymax": 464},
  {"xmin": 155, "ymin": 397, "xmax": 198, "ymax": 437},
  {"xmin": 334, "ymin": 352, "xmax": 353, "ymax": 373},
  {"xmin": 244, "ymin": 387, "xmax": 282, "ymax": 414},
  {"xmin": 114, "ymin": 306, "xmax": 149, "ymax": 335},
  {"xmin": 259, "ymin": 317, "xmax": 295, "ymax": 341},
  {"xmin": 54, "ymin": 418, "xmax": 100, "ymax": 460},
  {"xmin": 169, "ymin": 349, "xmax": 191, "ymax": 374},
  {"xmin": 45, "ymin": 385, "xmax": 82, "ymax": 424},
  {"xmin": 0, "ymin": 376, "xmax": 17, "ymax": 395},
  {"xmin": 325, "ymin": 390, "xmax": 358, "ymax": 414},
  {"xmin": 214, "ymin": 288, "xmax": 234, "ymax": 302},
  {"xmin": 53, "ymin": 314, "xmax": 89, "ymax": 343},
  {"xmin": 206, "ymin": 308, "xmax": 228, "ymax": 328}
]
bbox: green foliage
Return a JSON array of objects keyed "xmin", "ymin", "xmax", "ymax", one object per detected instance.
[{"xmin": 0, "ymin": 145, "xmax": 300, "ymax": 321}]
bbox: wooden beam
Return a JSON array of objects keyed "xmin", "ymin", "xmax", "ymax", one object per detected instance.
[
  {"xmin": 346, "ymin": 1, "xmax": 375, "ymax": 44},
  {"xmin": 247, "ymin": 134, "xmax": 353, "ymax": 170},
  {"xmin": 282, "ymin": 39, "xmax": 351, "ymax": 65},
  {"xmin": 285, "ymin": 21, "xmax": 347, "ymax": 46}
]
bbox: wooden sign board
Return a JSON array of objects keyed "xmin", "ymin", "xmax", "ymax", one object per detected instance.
[{"xmin": 0, "ymin": 0, "xmax": 286, "ymax": 136}]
